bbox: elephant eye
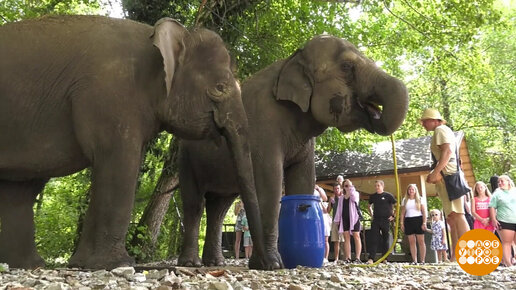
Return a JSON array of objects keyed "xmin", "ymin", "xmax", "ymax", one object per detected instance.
[
  {"xmin": 340, "ymin": 61, "xmax": 354, "ymax": 72},
  {"xmin": 216, "ymin": 83, "xmax": 226, "ymax": 93}
]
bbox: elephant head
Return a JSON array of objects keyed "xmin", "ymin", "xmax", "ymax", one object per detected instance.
[
  {"xmin": 151, "ymin": 19, "xmax": 243, "ymax": 141},
  {"xmin": 151, "ymin": 19, "xmax": 268, "ymax": 267},
  {"xmin": 274, "ymin": 35, "xmax": 408, "ymax": 135}
]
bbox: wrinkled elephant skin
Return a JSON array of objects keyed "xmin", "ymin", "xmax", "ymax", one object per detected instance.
[
  {"xmin": 0, "ymin": 15, "xmax": 266, "ymax": 270},
  {"xmin": 177, "ymin": 35, "xmax": 408, "ymax": 269}
]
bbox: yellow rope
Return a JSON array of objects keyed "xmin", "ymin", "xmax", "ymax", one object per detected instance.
[{"xmin": 354, "ymin": 134, "xmax": 401, "ymax": 267}]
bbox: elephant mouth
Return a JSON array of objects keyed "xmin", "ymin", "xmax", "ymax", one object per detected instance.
[{"xmin": 358, "ymin": 100, "xmax": 382, "ymax": 120}]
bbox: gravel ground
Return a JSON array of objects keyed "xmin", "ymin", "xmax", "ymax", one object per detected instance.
[{"xmin": 1, "ymin": 259, "xmax": 515, "ymax": 289}]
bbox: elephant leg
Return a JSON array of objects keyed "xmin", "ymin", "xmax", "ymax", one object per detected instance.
[
  {"xmin": 177, "ymin": 159, "xmax": 204, "ymax": 267},
  {"xmin": 68, "ymin": 147, "xmax": 141, "ymax": 269},
  {"xmin": 284, "ymin": 140, "xmax": 315, "ymax": 196},
  {"xmin": 202, "ymin": 194, "xmax": 236, "ymax": 266},
  {"xmin": 0, "ymin": 179, "xmax": 47, "ymax": 268},
  {"xmin": 252, "ymin": 158, "xmax": 284, "ymax": 269}
]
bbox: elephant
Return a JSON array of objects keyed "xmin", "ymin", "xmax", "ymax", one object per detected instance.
[
  {"xmin": 177, "ymin": 35, "xmax": 409, "ymax": 268},
  {"xmin": 0, "ymin": 15, "xmax": 272, "ymax": 270}
]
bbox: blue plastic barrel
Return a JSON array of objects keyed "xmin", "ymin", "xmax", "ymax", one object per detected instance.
[{"xmin": 278, "ymin": 195, "xmax": 325, "ymax": 268}]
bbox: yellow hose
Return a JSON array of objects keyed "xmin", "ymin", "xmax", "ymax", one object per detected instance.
[{"xmin": 355, "ymin": 134, "xmax": 401, "ymax": 267}]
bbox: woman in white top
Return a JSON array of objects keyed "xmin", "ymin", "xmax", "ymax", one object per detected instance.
[
  {"xmin": 400, "ymin": 184, "xmax": 427, "ymax": 264},
  {"xmin": 314, "ymin": 184, "xmax": 331, "ymax": 263}
]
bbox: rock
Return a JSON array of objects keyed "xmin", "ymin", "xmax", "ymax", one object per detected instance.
[
  {"xmin": 111, "ymin": 266, "xmax": 136, "ymax": 277},
  {"xmin": 131, "ymin": 272, "xmax": 147, "ymax": 282},
  {"xmin": 208, "ymin": 280, "xmax": 233, "ymax": 290},
  {"xmin": 43, "ymin": 282, "xmax": 71, "ymax": 290}
]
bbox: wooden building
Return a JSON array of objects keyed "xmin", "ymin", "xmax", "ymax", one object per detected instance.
[{"xmin": 315, "ymin": 131, "xmax": 476, "ymax": 202}]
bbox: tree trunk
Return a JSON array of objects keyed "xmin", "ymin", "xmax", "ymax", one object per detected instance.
[{"xmin": 131, "ymin": 137, "xmax": 180, "ymax": 260}]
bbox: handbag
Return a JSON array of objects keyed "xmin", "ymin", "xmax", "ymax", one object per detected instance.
[{"xmin": 441, "ymin": 170, "xmax": 471, "ymax": 201}]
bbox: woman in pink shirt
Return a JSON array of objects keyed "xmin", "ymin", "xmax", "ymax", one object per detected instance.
[{"xmin": 471, "ymin": 181, "xmax": 494, "ymax": 231}]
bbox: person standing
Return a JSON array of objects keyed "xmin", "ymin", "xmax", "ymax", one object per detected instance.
[
  {"xmin": 426, "ymin": 209, "xmax": 450, "ymax": 263},
  {"xmin": 400, "ymin": 184, "xmax": 427, "ymax": 264},
  {"xmin": 330, "ymin": 182, "xmax": 344, "ymax": 263},
  {"xmin": 464, "ymin": 192, "xmax": 475, "ymax": 230},
  {"xmin": 489, "ymin": 175, "xmax": 516, "ymax": 267},
  {"xmin": 419, "ymin": 108, "xmax": 470, "ymax": 260},
  {"xmin": 335, "ymin": 179, "xmax": 363, "ymax": 263},
  {"xmin": 241, "ymin": 214, "xmax": 253, "ymax": 259},
  {"xmin": 233, "ymin": 200, "xmax": 245, "ymax": 259},
  {"xmin": 367, "ymin": 180, "xmax": 396, "ymax": 264},
  {"xmin": 314, "ymin": 184, "xmax": 331, "ymax": 264},
  {"xmin": 336, "ymin": 175, "xmax": 344, "ymax": 187},
  {"xmin": 471, "ymin": 181, "xmax": 494, "ymax": 231}
]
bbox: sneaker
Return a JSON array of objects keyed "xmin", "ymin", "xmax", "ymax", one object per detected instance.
[
  {"xmin": 410, "ymin": 261, "xmax": 417, "ymax": 265},
  {"xmin": 352, "ymin": 258, "xmax": 361, "ymax": 264},
  {"xmin": 344, "ymin": 259, "xmax": 352, "ymax": 264}
]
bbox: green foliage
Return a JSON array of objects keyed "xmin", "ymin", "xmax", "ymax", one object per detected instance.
[
  {"xmin": 426, "ymin": 196, "xmax": 443, "ymax": 213},
  {"xmin": 34, "ymin": 170, "xmax": 91, "ymax": 266},
  {"xmin": 0, "ymin": 0, "xmax": 104, "ymax": 24},
  {"xmin": 126, "ymin": 224, "xmax": 152, "ymax": 261}
]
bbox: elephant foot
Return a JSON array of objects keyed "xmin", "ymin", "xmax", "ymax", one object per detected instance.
[
  {"xmin": 177, "ymin": 254, "xmax": 202, "ymax": 267},
  {"xmin": 248, "ymin": 249, "xmax": 283, "ymax": 270},
  {"xmin": 202, "ymin": 253, "xmax": 226, "ymax": 267},
  {"xmin": 0, "ymin": 252, "xmax": 45, "ymax": 269},
  {"xmin": 68, "ymin": 250, "xmax": 134, "ymax": 270}
]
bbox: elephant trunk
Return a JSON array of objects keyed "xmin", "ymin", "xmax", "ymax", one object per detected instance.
[
  {"xmin": 213, "ymin": 101, "xmax": 272, "ymax": 269},
  {"xmin": 370, "ymin": 72, "xmax": 409, "ymax": 135}
]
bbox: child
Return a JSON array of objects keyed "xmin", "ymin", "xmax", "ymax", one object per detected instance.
[
  {"xmin": 471, "ymin": 181, "xmax": 494, "ymax": 231},
  {"xmin": 425, "ymin": 209, "xmax": 450, "ymax": 263},
  {"xmin": 241, "ymin": 214, "xmax": 253, "ymax": 259}
]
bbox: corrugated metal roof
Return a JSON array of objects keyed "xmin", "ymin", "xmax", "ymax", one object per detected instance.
[{"xmin": 316, "ymin": 132, "xmax": 464, "ymax": 180}]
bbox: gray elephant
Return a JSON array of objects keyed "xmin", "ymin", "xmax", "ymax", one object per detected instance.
[
  {"xmin": 177, "ymin": 35, "xmax": 409, "ymax": 268},
  {"xmin": 0, "ymin": 15, "xmax": 272, "ymax": 270}
]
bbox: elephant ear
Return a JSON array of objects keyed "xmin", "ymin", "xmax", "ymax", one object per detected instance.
[
  {"xmin": 151, "ymin": 18, "xmax": 187, "ymax": 96},
  {"xmin": 273, "ymin": 49, "xmax": 313, "ymax": 112}
]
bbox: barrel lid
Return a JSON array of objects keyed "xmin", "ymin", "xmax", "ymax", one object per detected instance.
[{"xmin": 281, "ymin": 195, "xmax": 320, "ymax": 202}]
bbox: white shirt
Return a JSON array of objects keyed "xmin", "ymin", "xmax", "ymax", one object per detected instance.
[{"xmin": 404, "ymin": 199, "xmax": 422, "ymax": 217}]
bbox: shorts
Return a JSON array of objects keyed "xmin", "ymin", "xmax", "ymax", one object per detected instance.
[
  {"xmin": 330, "ymin": 222, "xmax": 344, "ymax": 242},
  {"xmin": 498, "ymin": 221, "xmax": 516, "ymax": 231},
  {"xmin": 244, "ymin": 236, "xmax": 253, "ymax": 246},
  {"xmin": 436, "ymin": 181, "xmax": 465, "ymax": 215},
  {"xmin": 404, "ymin": 216, "xmax": 424, "ymax": 235},
  {"xmin": 342, "ymin": 219, "xmax": 361, "ymax": 233}
]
